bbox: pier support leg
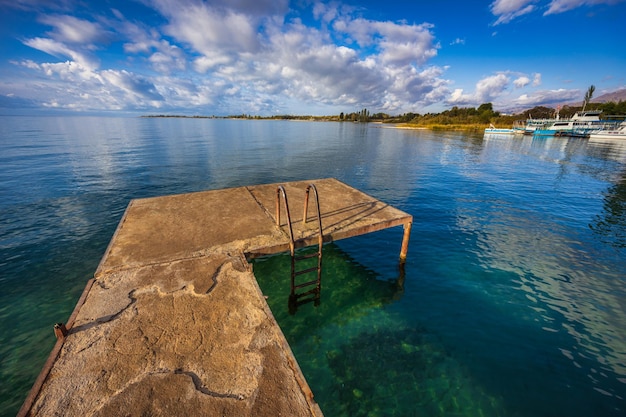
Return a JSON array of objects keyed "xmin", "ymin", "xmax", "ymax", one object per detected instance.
[
  {"xmin": 54, "ymin": 323, "xmax": 68, "ymax": 339},
  {"xmin": 399, "ymin": 222, "xmax": 412, "ymax": 263}
]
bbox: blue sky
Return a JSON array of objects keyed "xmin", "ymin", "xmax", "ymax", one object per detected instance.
[{"xmin": 0, "ymin": 0, "xmax": 624, "ymax": 116}]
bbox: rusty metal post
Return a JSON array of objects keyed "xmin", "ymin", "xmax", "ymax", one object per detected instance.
[
  {"xmin": 275, "ymin": 187, "xmax": 282, "ymax": 226},
  {"xmin": 54, "ymin": 323, "xmax": 68, "ymax": 339},
  {"xmin": 276, "ymin": 185, "xmax": 295, "ymax": 255},
  {"xmin": 399, "ymin": 222, "xmax": 412, "ymax": 262},
  {"xmin": 302, "ymin": 186, "xmax": 310, "ymax": 225}
]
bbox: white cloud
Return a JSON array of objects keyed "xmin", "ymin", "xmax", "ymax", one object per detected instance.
[
  {"xmin": 40, "ymin": 61, "xmax": 102, "ymax": 82},
  {"xmin": 16, "ymin": 0, "xmax": 612, "ymax": 115},
  {"xmin": 313, "ymin": 1, "xmax": 339, "ymax": 23},
  {"xmin": 9, "ymin": 56, "xmax": 168, "ymax": 111},
  {"xmin": 514, "ymin": 76, "xmax": 531, "ymax": 88},
  {"xmin": 544, "ymin": 0, "xmax": 626, "ymax": 15},
  {"xmin": 148, "ymin": 45, "xmax": 186, "ymax": 74},
  {"xmin": 255, "ymin": 16, "xmax": 448, "ymax": 112},
  {"xmin": 193, "ymin": 54, "xmax": 232, "ymax": 73},
  {"xmin": 490, "ymin": 0, "xmax": 537, "ymax": 24},
  {"xmin": 147, "ymin": 0, "xmax": 289, "ymax": 62},
  {"xmin": 114, "ymin": 18, "xmax": 187, "ymax": 74},
  {"xmin": 7, "ymin": 2, "xmax": 472, "ymax": 114},
  {"xmin": 477, "ymin": 74, "xmax": 510, "ymax": 100},
  {"xmin": 449, "ymin": 88, "xmax": 471, "ymax": 105},
  {"xmin": 23, "ymin": 37, "xmax": 99, "ymax": 69},
  {"xmin": 39, "ymin": 14, "xmax": 108, "ymax": 45},
  {"xmin": 192, "ymin": 0, "xmax": 289, "ymax": 17},
  {"xmin": 134, "ymin": 4, "xmax": 447, "ymax": 113},
  {"xmin": 333, "ymin": 18, "xmax": 438, "ymax": 66},
  {"xmin": 262, "ymin": 22, "xmax": 379, "ymax": 106},
  {"xmin": 490, "ymin": 0, "xmax": 625, "ymax": 23},
  {"xmin": 448, "ymin": 73, "xmax": 510, "ymax": 105},
  {"xmin": 101, "ymin": 70, "xmax": 163, "ymax": 101},
  {"xmin": 164, "ymin": 5, "xmax": 261, "ymax": 55},
  {"xmin": 0, "ymin": 0, "xmax": 75, "ymax": 12},
  {"xmin": 17, "ymin": 59, "xmax": 41, "ymax": 70},
  {"xmin": 512, "ymin": 88, "xmax": 581, "ymax": 106},
  {"xmin": 19, "ymin": 12, "xmax": 109, "ymax": 73},
  {"xmin": 490, "ymin": 0, "xmax": 537, "ymax": 15}
]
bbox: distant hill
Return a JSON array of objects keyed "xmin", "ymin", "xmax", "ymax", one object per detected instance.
[
  {"xmin": 557, "ymin": 88, "xmax": 626, "ymax": 110},
  {"xmin": 505, "ymin": 88, "xmax": 626, "ymax": 115},
  {"xmin": 591, "ymin": 88, "xmax": 626, "ymax": 103}
]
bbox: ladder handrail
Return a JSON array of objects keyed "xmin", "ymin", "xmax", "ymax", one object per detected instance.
[
  {"xmin": 302, "ymin": 183, "xmax": 324, "ymax": 248},
  {"xmin": 276, "ymin": 184, "xmax": 324, "ymax": 313},
  {"xmin": 301, "ymin": 184, "xmax": 323, "ymax": 307},
  {"xmin": 275, "ymin": 185, "xmax": 295, "ymax": 255}
]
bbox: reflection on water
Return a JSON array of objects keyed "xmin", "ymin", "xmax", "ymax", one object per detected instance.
[
  {"xmin": 591, "ymin": 172, "xmax": 626, "ymax": 248},
  {"xmin": 455, "ymin": 135, "xmax": 626, "ymax": 395},
  {"xmin": 456, "ymin": 203, "xmax": 626, "ymax": 387},
  {"xmin": 588, "ymin": 137, "xmax": 626, "ymax": 163},
  {"xmin": 582, "ymin": 138, "xmax": 626, "ymax": 232},
  {"xmin": 1, "ymin": 117, "xmax": 626, "ymax": 416}
]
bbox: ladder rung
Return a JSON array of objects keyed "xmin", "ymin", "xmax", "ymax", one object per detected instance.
[
  {"xmin": 280, "ymin": 184, "xmax": 324, "ymax": 310},
  {"xmin": 294, "ymin": 267, "xmax": 319, "ymax": 276},
  {"xmin": 295, "ymin": 252, "xmax": 320, "ymax": 261},
  {"xmin": 294, "ymin": 279, "xmax": 319, "ymax": 290},
  {"xmin": 294, "ymin": 296, "xmax": 317, "ymax": 306},
  {"xmin": 295, "ymin": 288, "xmax": 319, "ymax": 298}
]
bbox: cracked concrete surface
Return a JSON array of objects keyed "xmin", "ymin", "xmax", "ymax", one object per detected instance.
[
  {"xmin": 21, "ymin": 179, "xmax": 412, "ymax": 416},
  {"xmin": 29, "ymin": 255, "xmax": 318, "ymax": 416}
]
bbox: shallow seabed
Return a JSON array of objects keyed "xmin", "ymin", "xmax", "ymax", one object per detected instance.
[{"xmin": 1, "ymin": 117, "xmax": 625, "ymax": 416}]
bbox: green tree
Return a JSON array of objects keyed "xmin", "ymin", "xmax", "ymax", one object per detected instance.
[
  {"xmin": 357, "ymin": 108, "xmax": 370, "ymax": 122},
  {"xmin": 477, "ymin": 103, "xmax": 493, "ymax": 113},
  {"xmin": 526, "ymin": 106, "xmax": 554, "ymax": 119},
  {"xmin": 598, "ymin": 100, "xmax": 626, "ymax": 116},
  {"xmin": 582, "ymin": 84, "xmax": 595, "ymax": 112},
  {"xmin": 477, "ymin": 103, "xmax": 495, "ymax": 123}
]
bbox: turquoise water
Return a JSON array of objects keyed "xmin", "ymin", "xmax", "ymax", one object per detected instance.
[{"xmin": 1, "ymin": 117, "xmax": 625, "ymax": 416}]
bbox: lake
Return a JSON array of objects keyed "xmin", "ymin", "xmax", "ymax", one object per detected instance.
[{"xmin": 1, "ymin": 116, "xmax": 625, "ymax": 416}]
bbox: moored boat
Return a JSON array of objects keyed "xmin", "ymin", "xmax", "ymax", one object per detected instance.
[
  {"xmin": 519, "ymin": 118, "xmax": 557, "ymax": 135},
  {"xmin": 532, "ymin": 110, "xmax": 605, "ymax": 137},
  {"xmin": 588, "ymin": 121, "xmax": 626, "ymax": 139},
  {"xmin": 484, "ymin": 123, "xmax": 515, "ymax": 134}
]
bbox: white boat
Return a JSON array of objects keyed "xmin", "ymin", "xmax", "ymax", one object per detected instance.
[
  {"xmin": 518, "ymin": 118, "xmax": 558, "ymax": 135},
  {"xmin": 532, "ymin": 110, "xmax": 605, "ymax": 137},
  {"xmin": 588, "ymin": 121, "xmax": 626, "ymax": 139},
  {"xmin": 484, "ymin": 124, "xmax": 515, "ymax": 134},
  {"xmin": 512, "ymin": 120, "xmax": 529, "ymax": 134}
]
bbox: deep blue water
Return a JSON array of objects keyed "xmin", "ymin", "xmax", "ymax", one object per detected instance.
[{"xmin": 1, "ymin": 116, "xmax": 625, "ymax": 416}]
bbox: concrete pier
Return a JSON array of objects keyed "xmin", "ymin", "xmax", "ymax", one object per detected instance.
[{"xmin": 20, "ymin": 178, "xmax": 412, "ymax": 416}]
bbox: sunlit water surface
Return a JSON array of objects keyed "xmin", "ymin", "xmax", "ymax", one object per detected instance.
[{"xmin": 1, "ymin": 117, "xmax": 625, "ymax": 416}]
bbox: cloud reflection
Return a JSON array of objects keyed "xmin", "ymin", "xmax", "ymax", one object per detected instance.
[{"xmin": 455, "ymin": 202, "xmax": 626, "ymax": 389}]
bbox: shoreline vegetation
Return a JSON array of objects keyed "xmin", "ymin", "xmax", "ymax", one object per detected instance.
[{"xmin": 142, "ymin": 100, "xmax": 626, "ymax": 132}]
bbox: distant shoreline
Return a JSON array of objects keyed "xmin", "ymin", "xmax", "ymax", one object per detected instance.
[{"xmin": 139, "ymin": 115, "xmax": 482, "ymax": 131}]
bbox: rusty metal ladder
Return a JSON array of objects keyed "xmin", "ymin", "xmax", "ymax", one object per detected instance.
[{"xmin": 276, "ymin": 184, "xmax": 324, "ymax": 312}]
